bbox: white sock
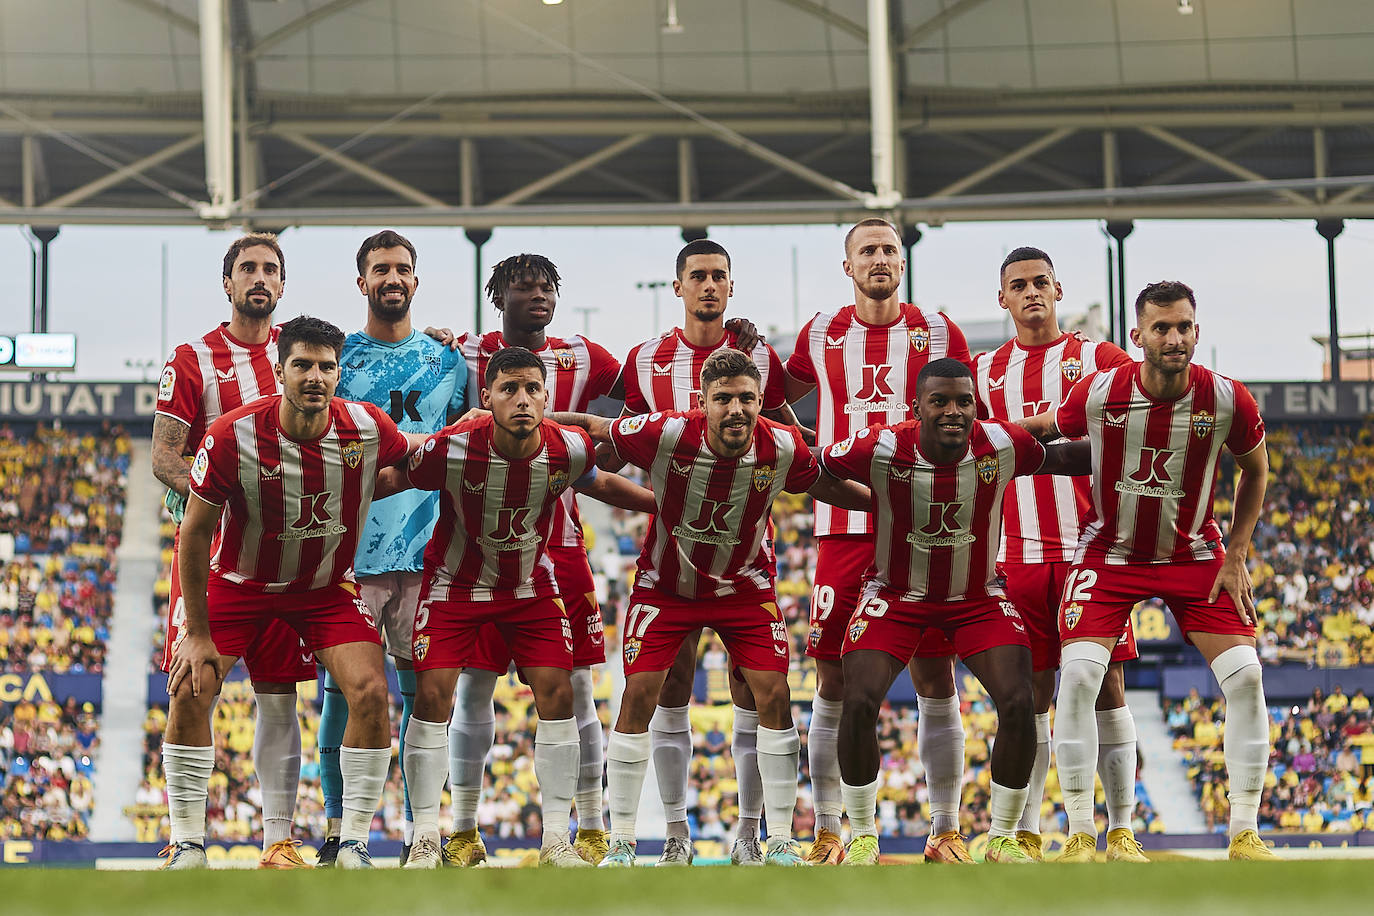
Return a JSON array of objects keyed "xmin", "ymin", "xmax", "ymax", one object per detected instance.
[
  {"xmin": 756, "ymin": 724, "xmax": 800, "ymax": 844},
  {"xmin": 606, "ymin": 730, "xmax": 652, "ymax": 844},
  {"xmin": 732, "ymin": 706, "xmax": 763, "ymax": 839},
  {"xmin": 808, "ymin": 695, "xmax": 843, "ymax": 835},
  {"xmin": 1017, "ymin": 712, "xmax": 1052, "ymax": 834},
  {"xmin": 916, "ymin": 693, "xmax": 965, "ymax": 836},
  {"xmin": 536, "ymin": 717, "xmax": 580, "ymax": 846},
  {"xmin": 841, "ymin": 778, "xmax": 879, "ymax": 837},
  {"xmin": 163, "ymin": 742, "xmax": 214, "ymax": 846},
  {"xmin": 1096, "ymin": 706, "xmax": 1138, "ymax": 832},
  {"xmin": 1054, "ymin": 642, "xmax": 1111, "ymax": 837},
  {"xmin": 1212, "ymin": 645, "xmax": 1269, "ymax": 837},
  {"xmin": 571, "ymin": 668, "xmax": 605, "ymax": 832},
  {"xmin": 403, "ymin": 716, "xmax": 450, "ymax": 839},
  {"xmin": 449, "ymin": 669, "xmax": 498, "ymax": 833},
  {"xmin": 649, "ymin": 704, "xmax": 692, "ymax": 828},
  {"xmin": 988, "ymin": 779, "xmax": 1030, "ymax": 839},
  {"xmin": 339, "ymin": 746, "xmax": 391, "ymax": 845},
  {"xmin": 252, "ymin": 692, "xmax": 300, "ymax": 849}
]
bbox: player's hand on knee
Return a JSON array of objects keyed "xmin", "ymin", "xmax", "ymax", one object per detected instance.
[
  {"xmin": 1209, "ymin": 556, "xmax": 1256, "ymax": 626},
  {"xmin": 168, "ymin": 632, "xmax": 222, "ymax": 698}
]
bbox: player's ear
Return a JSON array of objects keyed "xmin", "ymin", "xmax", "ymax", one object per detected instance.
[
  {"xmin": 356, "ymin": 275, "xmax": 366, "ymax": 295},
  {"xmin": 842, "ymin": 258, "xmax": 854, "ymax": 279},
  {"xmin": 492, "ymin": 293, "xmax": 504, "ymax": 312},
  {"xmin": 479, "ymin": 386, "xmax": 492, "ymax": 408},
  {"xmin": 696, "ymin": 390, "xmax": 706, "ymax": 411},
  {"xmin": 1054, "ymin": 280, "xmax": 1063, "ymax": 301},
  {"xmin": 1129, "ymin": 326, "xmax": 1142, "ymax": 349},
  {"xmin": 273, "ymin": 360, "xmax": 285, "ymax": 385},
  {"xmin": 997, "ymin": 288, "xmax": 1008, "ymax": 311},
  {"xmin": 223, "ymin": 275, "xmax": 233, "ymax": 301},
  {"xmin": 672, "ymin": 278, "xmax": 683, "ymax": 298}
]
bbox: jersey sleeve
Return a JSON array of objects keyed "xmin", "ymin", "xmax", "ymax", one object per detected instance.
[
  {"xmin": 187, "ymin": 416, "xmax": 238, "ymax": 506},
  {"xmin": 972, "ymin": 352, "xmax": 992, "ymax": 420},
  {"xmin": 584, "ymin": 340, "xmax": 623, "ymax": 400},
  {"xmin": 761, "ymin": 344, "xmax": 787, "ymax": 410},
  {"xmin": 406, "ymin": 431, "xmax": 452, "ymax": 491},
  {"xmin": 1000, "ymin": 420, "xmax": 1048, "ymax": 477},
  {"xmin": 943, "ymin": 317, "xmax": 974, "ymax": 368},
  {"xmin": 620, "ymin": 345, "xmax": 651, "ymax": 414},
  {"xmin": 446, "ymin": 354, "xmax": 469, "ymax": 418},
  {"xmin": 369, "ymin": 403, "xmax": 411, "ymax": 467},
  {"xmin": 1093, "ymin": 340, "xmax": 1133, "ymax": 370},
  {"xmin": 608, "ymin": 412, "xmax": 664, "ymax": 469},
  {"xmin": 782, "ymin": 426, "xmax": 822, "ymax": 492},
  {"xmin": 817, "ymin": 425, "xmax": 879, "ymax": 486},
  {"xmin": 1055, "ymin": 370, "xmax": 1096, "ymax": 439},
  {"xmin": 155, "ymin": 345, "xmax": 204, "ymax": 428},
  {"xmin": 1227, "ymin": 381, "xmax": 1266, "ymax": 457},
  {"xmin": 783, "ymin": 318, "xmax": 818, "ymax": 384}
]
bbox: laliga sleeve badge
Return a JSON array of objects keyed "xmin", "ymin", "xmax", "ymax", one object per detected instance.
[
  {"xmin": 618, "ymin": 415, "xmax": 648, "ymax": 435},
  {"xmin": 158, "ymin": 366, "xmax": 176, "ymax": 402},
  {"xmin": 189, "ymin": 447, "xmax": 210, "ymax": 487}
]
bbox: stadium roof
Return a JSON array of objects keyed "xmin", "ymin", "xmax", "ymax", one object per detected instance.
[{"xmin": 1, "ymin": 0, "xmax": 1374, "ymax": 228}]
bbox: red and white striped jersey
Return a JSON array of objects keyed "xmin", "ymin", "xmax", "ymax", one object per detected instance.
[
  {"xmin": 1055, "ymin": 362, "xmax": 1266, "ymax": 565},
  {"xmin": 786, "ymin": 303, "xmax": 972, "ymax": 537},
  {"xmin": 408, "ymin": 414, "xmax": 596, "ymax": 602},
  {"xmin": 610, "ymin": 411, "xmax": 819, "ymax": 599},
  {"xmin": 975, "ymin": 332, "xmax": 1132, "ymax": 563},
  {"xmin": 458, "ymin": 330, "xmax": 621, "ymax": 549},
  {"xmin": 189, "ymin": 396, "xmax": 409, "ymax": 593},
  {"xmin": 818, "ymin": 419, "xmax": 1045, "ymax": 601},
  {"xmin": 622, "ymin": 327, "xmax": 786, "ymax": 414},
  {"xmin": 156, "ymin": 323, "xmax": 280, "ymax": 452}
]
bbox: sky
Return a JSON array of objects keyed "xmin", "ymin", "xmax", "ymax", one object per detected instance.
[{"xmin": 5, "ymin": 216, "xmax": 1374, "ymax": 383}]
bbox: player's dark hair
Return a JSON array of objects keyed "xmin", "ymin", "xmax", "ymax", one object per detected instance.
[
  {"xmin": 675, "ymin": 239, "xmax": 731, "ymax": 278},
  {"xmin": 485, "ymin": 254, "xmax": 562, "ymax": 304},
  {"xmin": 485, "ymin": 346, "xmax": 547, "ymax": 385},
  {"xmin": 699, "ymin": 348, "xmax": 761, "ymax": 392},
  {"xmin": 277, "ymin": 315, "xmax": 345, "ymax": 361},
  {"xmin": 843, "ymin": 217, "xmax": 900, "ymax": 255},
  {"xmin": 222, "ymin": 233, "xmax": 286, "ymax": 283},
  {"xmin": 915, "ymin": 357, "xmax": 973, "ymax": 395},
  {"xmin": 355, "ymin": 229, "xmax": 417, "ymax": 276},
  {"xmin": 1000, "ymin": 246, "xmax": 1055, "ymax": 277},
  {"xmin": 1135, "ymin": 280, "xmax": 1197, "ymax": 318}
]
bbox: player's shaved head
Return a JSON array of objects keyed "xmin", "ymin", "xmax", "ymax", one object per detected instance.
[
  {"xmin": 485, "ymin": 346, "xmax": 547, "ymax": 386},
  {"xmin": 676, "ymin": 239, "xmax": 731, "ymax": 278},
  {"xmin": 844, "ymin": 217, "xmax": 900, "ymax": 255},
  {"xmin": 915, "ymin": 357, "xmax": 972, "ymax": 396}
]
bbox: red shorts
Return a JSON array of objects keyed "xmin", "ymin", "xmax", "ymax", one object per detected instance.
[
  {"xmin": 202, "ymin": 576, "xmax": 381, "ymax": 663},
  {"xmin": 809, "ymin": 535, "xmax": 955, "ymax": 662},
  {"xmin": 622, "ymin": 589, "xmax": 790, "ymax": 677},
  {"xmin": 163, "ymin": 540, "xmax": 316, "ymax": 683},
  {"xmin": 1058, "ymin": 558, "xmax": 1255, "ymax": 644},
  {"xmin": 840, "ymin": 584, "xmax": 1030, "ymax": 663},
  {"xmin": 1000, "ymin": 560, "xmax": 1137, "ymax": 671},
  {"xmin": 412, "ymin": 594, "xmax": 573, "ymax": 672},
  {"xmin": 465, "ymin": 546, "xmax": 605, "ymax": 673}
]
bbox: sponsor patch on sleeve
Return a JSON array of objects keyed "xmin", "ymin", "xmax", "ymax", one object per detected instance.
[
  {"xmin": 158, "ymin": 366, "xmax": 176, "ymax": 402},
  {"xmin": 190, "ymin": 447, "xmax": 210, "ymax": 487}
]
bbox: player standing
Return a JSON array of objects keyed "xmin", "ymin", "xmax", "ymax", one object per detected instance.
[
  {"xmin": 573, "ymin": 349, "xmax": 870, "ymax": 867},
  {"xmin": 398, "ymin": 347, "xmax": 655, "ymax": 869},
  {"xmin": 1020, "ymin": 281, "xmax": 1275, "ymax": 861},
  {"xmin": 784, "ymin": 219, "xmax": 974, "ymax": 864},
  {"xmin": 975, "ymin": 247, "xmax": 1146, "ymax": 862},
  {"xmin": 314, "ymin": 230, "xmax": 469, "ymax": 866},
  {"xmin": 445, "ymin": 254, "xmax": 621, "ymax": 866},
  {"xmin": 820, "ymin": 358, "xmax": 1086, "ymax": 865},
  {"xmin": 160, "ymin": 316, "xmax": 411, "ymax": 870},
  {"xmin": 151, "ymin": 234, "xmax": 317, "ymax": 869},
  {"xmin": 618, "ymin": 239, "xmax": 793, "ymax": 866}
]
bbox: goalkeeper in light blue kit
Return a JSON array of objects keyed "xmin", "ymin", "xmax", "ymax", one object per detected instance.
[{"xmin": 316, "ymin": 230, "xmax": 468, "ymax": 866}]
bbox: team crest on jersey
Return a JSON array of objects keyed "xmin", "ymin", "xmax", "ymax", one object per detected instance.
[
  {"xmin": 619, "ymin": 415, "xmax": 648, "ymax": 436},
  {"xmin": 554, "ymin": 348, "xmax": 575, "ymax": 371},
  {"xmin": 1062, "ymin": 603, "xmax": 1083, "ymax": 630},
  {"xmin": 190, "ymin": 447, "xmax": 210, "ymax": 487},
  {"xmin": 1191, "ymin": 409, "xmax": 1215, "ymax": 438},
  {"xmin": 1060, "ymin": 357, "xmax": 1083, "ymax": 382},
  {"xmin": 908, "ymin": 328, "xmax": 930, "ymax": 352},
  {"xmin": 624, "ymin": 637, "xmax": 642, "ymax": 666},
  {"xmin": 848, "ymin": 617, "xmax": 869, "ymax": 644},
  {"xmin": 412, "ymin": 633, "xmax": 430, "ymax": 661},
  {"xmin": 341, "ymin": 440, "xmax": 364, "ymax": 469},
  {"xmin": 549, "ymin": 470, "xmax": 569, "ymax": 493},
  {"xmin": 158, "ymin": 366, "xmax": 176, "ymax": 402},
  {"xmin": 976, "ymin": 455, "xmax": 999, "ymax": 484},
  {"xmin": 752, "ymin": 465, "xmax": 776, "ymax": 492}
]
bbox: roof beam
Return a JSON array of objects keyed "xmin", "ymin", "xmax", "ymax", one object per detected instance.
[
  {"xmin": 275, "ymin": 137, "xmax": 426, "ymax": 203},
  {"xmin": 275, "ymin": 132, "xmax": 448, "ymax": 208},
  {"xmin": 487, "ymin": 134, "xmax": 652, "ymax": 207},
  {"xmin": 941, "ymin": 132, "xmax": 1090, "ymax": 190},
  {"xmin": 713, "ymin": 135, "xmax": 854, "ymax": 201},
  {"xmin": 898, "ymin": 0, "xmax": 991, "ymax": 52},
  {"xmin": 1138, "ymin": 125, "xmax": 1311, "ymax": 206},
  {"xmin": 768, "ymin": 0, "xmax": 866, "ymax": 42},
  {"xmin": 249, "ymin": 0, "xmax": 369, "ymax": 56},
  {"xmin": 45, "ymin": 133, "xmax": 204, "ymax": 209},
  {"xmin": 119, "ymin": 0, "xmax": 198, "ymax": 35},
  {"xmin": 1143, "ymin": 128, "xmax": 1276, "ymax": 186},
  {"xmin": 21, "ymin": 135, "xmax": 50, "ymax": 207},
  {"xmin": 931, "ymin": 127, "xmax": 1075, "ymax": 198},
  {"xmin": 507, "ymin": 137, "xmax": 672, "ymax": 203}
]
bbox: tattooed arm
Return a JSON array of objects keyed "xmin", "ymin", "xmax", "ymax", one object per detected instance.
[{"xmin": 151, "ymin": 414, "xmax": 192, "ymax": 497}]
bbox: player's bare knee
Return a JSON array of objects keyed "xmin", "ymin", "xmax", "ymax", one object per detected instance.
[
  {"xmin": 751, "ymin": 675, "xmax": 793, "ymax": 728},
  {"xmin": 991, "ymin": 682, "xmax": 1034, "ymax": 729},
  {"xmin": 1096, "ymin": 665, "xmax": 1128, "ymax": 709},
  {"xmin": 533, "ymin": 676, "xmax": 574, "ymax": 720},
  {"xmin": 346, "ymin": 675, "xmax": 390, "ymax": 723},
  {"xmin": 909, "ymin": 658, "xmax": 956, "ymax": 697}
]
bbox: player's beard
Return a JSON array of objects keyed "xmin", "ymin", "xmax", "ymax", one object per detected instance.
[
  {"xmin": 691, "ymin": 301, "xmax": 726, "ymax": 323},
  {"xmin": 368, "ymin": 285, "xmax": 412, "ymax": 322},
  {"xmin": 1145, "ymin": 343, "xmax": 1192, "ymax": 377},
  {"xmin": 856, "ymin": 273, "xmax": 900, "ymax": 300},
  {"xmin": 234, "ymin": 287, "xmax": 277, "ymax": 320}
]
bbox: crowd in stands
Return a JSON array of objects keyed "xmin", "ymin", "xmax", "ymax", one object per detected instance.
[
  {"xmin": 0, "ymin": 422, "xmax": 129, "ymax": 840},
  {"xmin": 1170, "ymin": 684, "xmax": 1374, "ymax": 833}
]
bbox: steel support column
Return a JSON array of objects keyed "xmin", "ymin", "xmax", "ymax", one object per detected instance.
[{"xmin": 1317, "ymin": 219, "xmax": 1345, "ymax": 381}]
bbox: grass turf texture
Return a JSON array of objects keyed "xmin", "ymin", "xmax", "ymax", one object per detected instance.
[{"xmin": 3, "ymin": 860, "xmax": 1368, "ymax": 916}]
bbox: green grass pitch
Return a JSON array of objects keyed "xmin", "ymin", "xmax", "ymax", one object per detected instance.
[{"xmin": 4, "ymin": 860, "xmax": 1368, "ymax": 916}]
